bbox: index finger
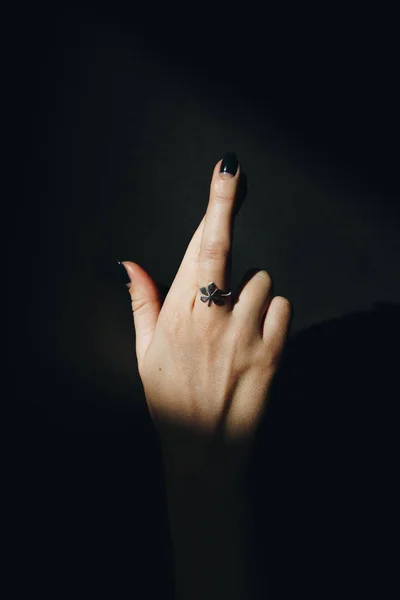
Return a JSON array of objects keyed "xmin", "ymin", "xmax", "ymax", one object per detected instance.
[
  {"xmin": 168, "ymin": 154, "xmax": 241, "ymax": 304},
  {"xmin": 196, "ymin": 153, "xmax": 241, "ymax": 306}
]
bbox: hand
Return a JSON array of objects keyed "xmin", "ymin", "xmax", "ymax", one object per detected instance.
[{"xmin": 121, "ymin": 153, "xmax": 293, "ymax": 484}]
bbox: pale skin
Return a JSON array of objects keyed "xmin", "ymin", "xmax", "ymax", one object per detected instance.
[{"xmin": 121, "ymin": 156, "xmax": 293, "ymax": 598}]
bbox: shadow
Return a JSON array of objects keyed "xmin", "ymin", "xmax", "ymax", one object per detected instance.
[
  {"xmin": 5, "ymin": 5, "xmax": 399, "ymax": 596},
  {"xmin": 137, "ymin": 300, "xmax": 399, "ymax": 598},
  {"xmin": 248, "ymin": 300, "xmax": 400, "ymax": 598},
  {"xmin": 12, "ymin": 302, "xmax": 399, "ymax": 598}
]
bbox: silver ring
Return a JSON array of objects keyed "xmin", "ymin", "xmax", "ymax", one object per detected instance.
[{"xmin": 199, "ymin": 282, "xmax": 232, "ymax": 307}]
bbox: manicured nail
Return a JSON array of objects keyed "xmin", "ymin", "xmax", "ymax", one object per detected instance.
[
  {"xmin": 117, "ymin": 260, "xmax": 131, "ymax": 286},
  {"xmin": 220, "ymin": 151, "xmax": 238, "ymax": 178}
]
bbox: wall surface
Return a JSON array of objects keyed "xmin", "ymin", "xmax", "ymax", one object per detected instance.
[{"xmin": 5, "ymin": 2, "xmax": 399, "ymax": 598}]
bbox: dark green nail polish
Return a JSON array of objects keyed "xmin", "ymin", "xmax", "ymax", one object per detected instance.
[
  {"xmin": 220, "ymin": 151, "xmax": 238, "ymax": 176},
  {"xmin": 117, "ymin": 260, "xmax": 130, "ymax": 286}
]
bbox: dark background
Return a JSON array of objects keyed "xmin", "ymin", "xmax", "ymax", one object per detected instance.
[{"xmin": 5, "ymin": 2, "xmax": 399, "ymax": 598}]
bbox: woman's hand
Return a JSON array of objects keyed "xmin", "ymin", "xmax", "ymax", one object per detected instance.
[{"xmin": 121, "ymin": 153, "xmax": 293, "ymax": 485}]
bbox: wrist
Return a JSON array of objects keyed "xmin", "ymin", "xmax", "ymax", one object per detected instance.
[
  {"xmin": 160, "ymin": 434, "xmax": 253, "ymax": 495},
  {"xmin": 162, "ymin": 461, "xmax": 258, "ymax": 600},
  {"xmin": 162, "ymin": 456, "xmax": 249, "ymax": 499}
]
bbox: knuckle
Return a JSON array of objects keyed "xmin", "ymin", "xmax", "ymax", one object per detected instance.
[
  {"xmin": 164, "ymin": 308, "xmax": 187, "ymax": 335},
  {"xmin": 212, "ymin": 180, "xmax": 232, "ymax": 202},
  {"xmin": 130, "ymin": 294, "xmax": 149, "ymax": 314},
  {"xmin": 255, "ymin": 340, "xmax": 279, "ymax": 369},
  {"xmin": 195, "ymin": 313, "xmax": 229, "ymax": 342},
  {"xmin": 195, "ymin": 319, "xmax": 215, "ymax": 338},
  {"xmin": 201, "ymin": 239, "xmax": 230, "ymax": 260},
  {"xmin": 214, "ymin": 192, "xmax": 231, "ymax": 202},
  {"xmin": 274, "ymin": 296, "xmax": 293, "ymax": 316},
  {"xmin": 256, "ymin": 270, "xmax": 273, "ymax": 287}
]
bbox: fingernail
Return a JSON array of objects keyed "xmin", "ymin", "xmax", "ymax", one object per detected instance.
[
  {"xmin": 220, "ymin": 151, "xmax": 238, "ymax": 178},
  {"xmin": 117, "ymin": 260, "xmax": 131, "ymax": 287}
]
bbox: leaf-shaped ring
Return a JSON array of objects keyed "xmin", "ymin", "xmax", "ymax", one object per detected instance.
[{"xmin": 199, "ymin": 282, "xmax": 232, "ymax": 307}]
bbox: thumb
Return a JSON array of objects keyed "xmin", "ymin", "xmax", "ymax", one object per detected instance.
[{"xmin": 118, "ymin": 260, "xmax": 162, "ymax": 371}]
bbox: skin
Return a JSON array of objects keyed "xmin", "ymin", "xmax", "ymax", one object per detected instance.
[
  {"xmin": 122, "ymin": 157, "xmax": 293, "ymax": 599},
  {"xmin": 122, "ymin": 157, "xmax": 292, "ymax": 476}
]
